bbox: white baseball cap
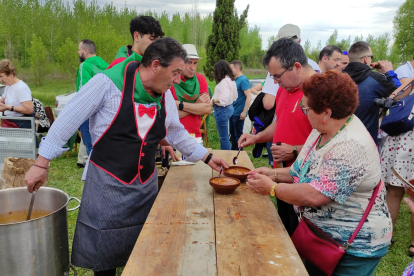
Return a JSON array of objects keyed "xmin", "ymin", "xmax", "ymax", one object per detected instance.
[
  {"xmin": 276, "ymin": 24, "xmax": 301, "ymax": 41},
  {"xmin": 182, "ymin": 44, "xmax": 202, "ymax": 60}
]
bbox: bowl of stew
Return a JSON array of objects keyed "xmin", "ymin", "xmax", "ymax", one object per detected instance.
[
  {"xmin": 209, "ymin": 177, "xmax": 241, "ymax": 195},
  {"xmin": 223, "ymin": 166, "xmax": 250, "ymax": 182}
]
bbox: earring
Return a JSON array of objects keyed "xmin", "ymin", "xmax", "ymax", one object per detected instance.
[{"xmin": 323, "ymin": 120, "xmax": 326, "ymax": 124}]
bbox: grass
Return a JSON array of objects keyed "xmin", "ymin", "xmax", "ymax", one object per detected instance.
[{"xmin": 24, "ymin": 77, "xmax": 412, "ymax": 275}]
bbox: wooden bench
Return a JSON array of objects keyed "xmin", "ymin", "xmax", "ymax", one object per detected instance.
[{"xmin": 122, "ymin": 150, "xmax": 308, "ymax": 276}]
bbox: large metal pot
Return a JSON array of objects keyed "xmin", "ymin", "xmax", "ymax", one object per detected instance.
[{"xmin": 0, "ymin": 187, "xmax": 80, "ymax": 276}]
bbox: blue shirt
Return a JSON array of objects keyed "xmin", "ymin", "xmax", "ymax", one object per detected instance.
[{"xmin": 232, "ymin": 74, "xmax": 250, "ymax": 116}]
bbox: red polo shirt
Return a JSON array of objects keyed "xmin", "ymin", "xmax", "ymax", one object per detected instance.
[
  {"xmin": 171, "ymin": 73, "xmax": 208, "ymax": 138},
  {"xmin": 273, "ymin": 87, "xmax": 313, "ymax": 167}
]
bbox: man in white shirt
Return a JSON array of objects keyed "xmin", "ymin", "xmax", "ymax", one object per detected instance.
[
  {"xmin": 317, "ymin": 45, "xmax": 342, "ymax": 73},
  {"xmin": 395, "ymin": 55, "xmax": 414, "ymax": 79},
  {"xmin": 261, "ymin": 24, "xmax": 320, "ymax": 110}
]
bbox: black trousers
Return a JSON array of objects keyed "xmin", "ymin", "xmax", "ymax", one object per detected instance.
[
  {"xmin": 94, "ymin": 269, "xmax": 116, "ymax": 276},
  {"xmin": 276, "ymin": 198, "xmax": 299, "ymax": 236}
]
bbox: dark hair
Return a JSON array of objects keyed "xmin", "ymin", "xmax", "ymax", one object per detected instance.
[
  {"xmin": 80, "ymin": 39, "xmax": 96, "ymax": 54},
  {"xmin": 302, "ymin": 70, "xmax": 359, "ymax": 119},
  {"xmin": 263, "ymin": 37, "xmax": 308, "ymax": 69},
  {"xmin": 130, "ymin": 15, "xmax": 164, "ymax": 40},
  {"xmin": 318, "ymin": 45, "xmax": 342, "ymax": 61},
  {"xmin": 0, "ymin": 59, "xmax": 16, "ymax": 76},
  {"xmin": 214, "ymin": 60, "xmax": 235, "ymax": 83},
  {"xmin": 230, "ymin": 60, "xmax": 243, "ymax": 71},
  {"xmin": 348, "ymin": 41, "xmax": 370, "ymax": 62},
  {"xmin": 141, "ymin": 37, "xmax": 187, "ymax": 68}
]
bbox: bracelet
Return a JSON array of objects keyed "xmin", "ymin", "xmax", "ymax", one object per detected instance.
[
  {"xmin": 204, "ymin": 153, "xmax": 213, "ymax": 164},
  {"xmin": 274, "ymin": 168, "xmax": 278, "ymax": 182},
  {"xmin": 11, "ymin": 106, "xmax": 14, "ymax": 111},
  {"xmin": 33, "ymin": 163, "xmax": 48, "ymax": 170},
  {"xmin": 270, "ymin": 182, "xmax": 278, "ymax": 197}
]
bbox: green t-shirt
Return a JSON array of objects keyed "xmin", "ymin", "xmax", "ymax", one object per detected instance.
[{"xmin": 76, "ymin": 56, "xmax": 109, "ymax": 91}]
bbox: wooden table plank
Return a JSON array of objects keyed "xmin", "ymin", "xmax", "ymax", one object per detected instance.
[
  {"xmin": 122, "ymin": 160, "xmax": 216, "ymax": 276},
  {"xmin": 212, "ymin": 150, "xmax": 308, "ymax": 276}
]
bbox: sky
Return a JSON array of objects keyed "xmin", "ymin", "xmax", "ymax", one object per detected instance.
[{"xmin": 96, "ymin": 0, "xmax": 405, "ymax": 50}]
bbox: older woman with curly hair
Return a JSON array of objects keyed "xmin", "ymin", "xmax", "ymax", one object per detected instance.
[{"xmin": 247, "ymin": 70, "xmax": 392, "ymax": 276}]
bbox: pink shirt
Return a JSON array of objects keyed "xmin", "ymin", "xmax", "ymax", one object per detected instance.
[{"xmin": 212, "ymin": 76, "xmax": 238, "ymax": 106}]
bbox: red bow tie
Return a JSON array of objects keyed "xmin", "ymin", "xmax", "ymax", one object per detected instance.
[{"xmin": 138, "ymin": 105, "xmax": 156, "ymax": 119}]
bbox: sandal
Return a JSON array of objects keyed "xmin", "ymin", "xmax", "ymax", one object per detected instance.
[{"xmin": 408, "ymin": 245, "xmax": 414, "ymax": 257}]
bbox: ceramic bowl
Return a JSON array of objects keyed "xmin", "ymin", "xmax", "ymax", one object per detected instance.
[
  {"xmin": 223, "ymin": 166, "xmax": 251, "ymax": 182},
  {"xmin": 209, "ymin": 177, "xmax": 240, "ymax": 195}
]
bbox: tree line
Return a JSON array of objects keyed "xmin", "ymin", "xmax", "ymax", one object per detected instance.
[{"xmin": 0, "ymin": 0, "xmax": 412, "ymax": 86}]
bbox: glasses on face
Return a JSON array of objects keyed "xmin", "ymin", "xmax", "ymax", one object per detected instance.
[
  {"xmin": 360, "ymin": 55, "xmax": 374, "ymax": 59},
  {"xmin": 269, "ymin": 66, "xmax": 291, "ymax": 82},
  {"xmin": 299, "ymin": 99, "xmax": 312, "ymax": 115}
]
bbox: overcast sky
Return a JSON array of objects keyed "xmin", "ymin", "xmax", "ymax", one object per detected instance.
[{"xmin": 96, "ymin": 0, "xmax": 404, "ymax": 50}]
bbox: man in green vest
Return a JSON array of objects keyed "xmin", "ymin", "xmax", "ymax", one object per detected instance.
[
  {"xmin": 76, "ymin": 39, "xmax": 108, "ymax": 166},
  {"xmin": 170, "ymin": 44, "xmax": 211, "ymax": 139},
  {"xmin": 107, "ymin": 15, "xmax": 164, "ymax": 69}
]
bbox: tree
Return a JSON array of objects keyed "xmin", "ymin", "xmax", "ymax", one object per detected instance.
[
  {"xmin": 27, "ymin": 35, "xmax": 50, "ymax": 85},
  {"xmin": 55, "ymin": 37, "xmax": 79, "ymax": 86},
  {"xmin": 394, "ymin": 0, "xmax": 414, "ymax": 61},
  {"xmin": 203, "ymin": 0, "xmax": 249, "ymax": 80},
  {"xmin": 326, "ymin": 29, "xmax": 338, "ymax": 45}
]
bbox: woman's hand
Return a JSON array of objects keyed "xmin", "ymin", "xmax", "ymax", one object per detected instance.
[
  {"xmin": 246, "ymin": 172, "xmax": 275, "ymax": 195},
  {"xmin": 249, "ymin": 167, "xmax": 275, "ymax": 181}
]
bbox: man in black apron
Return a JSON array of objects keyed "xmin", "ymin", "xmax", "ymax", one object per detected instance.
[{"xmin": 25, "ymin": 37, "xmax": 228, "ymax": 276}]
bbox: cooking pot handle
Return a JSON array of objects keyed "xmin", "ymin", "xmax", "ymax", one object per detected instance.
[{"xmin": 67, "ymin": 197, "xmax": 81, "ymax": 212}]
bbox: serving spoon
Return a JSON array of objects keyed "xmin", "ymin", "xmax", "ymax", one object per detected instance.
[
  {"xmin": 26, "ymin": 191, "xmax": 36, "ymax": 221},
  {"xmin": 218, "ymin": 166, "xmax": 223, "ymax": 179},
  {"xmin": 233, "ymin": 139, "xmax": 246, "ymax": 165}
]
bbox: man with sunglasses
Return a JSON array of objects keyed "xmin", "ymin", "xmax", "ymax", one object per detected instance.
[
  {"xmin": 343, "ymin": 41, "xmax": 400, "ymax": 144},
  {"xmin": 238, "ymin": 38, "xmax": 314, "ymax": 236}
]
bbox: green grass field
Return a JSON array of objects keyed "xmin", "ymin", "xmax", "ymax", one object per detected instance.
[{"xmin": 24, "ymin": 77, "xmax": 414, "ymax": 275}]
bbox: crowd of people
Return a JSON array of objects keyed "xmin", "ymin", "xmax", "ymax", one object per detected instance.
[{"xmin": 0, "ymin": 13, "xmax": 411, "ymax": 276}]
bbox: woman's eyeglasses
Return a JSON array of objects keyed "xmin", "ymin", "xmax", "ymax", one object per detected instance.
[{"xmin": 299, "ymin": 99, "xmax": 312, "ymax": 115}]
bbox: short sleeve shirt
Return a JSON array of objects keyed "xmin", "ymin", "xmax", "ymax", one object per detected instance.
[
  {"xmin": 289, "ymin": 116, "xmax": 392, "ymax": 257},
  {"xmin": 232, "ymin": 74, "xmax": 250, "ymax": 116},
  {"xmin": 3, "ymin": 80, "xmax": 32, "ymax": 117},
  {"xmin": 395, "ymin": 61, "xmax": 414, "ymax": 79},
  {"xmin": 170, "ymin": 73, "xmax": 208, "ymax": 137},
  {"xmin": 273, "ymin": 87, "xmax": 313, "ymax": 167}
]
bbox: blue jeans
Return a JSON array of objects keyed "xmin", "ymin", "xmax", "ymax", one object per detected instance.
[
  {"xmin": 213, "ymin": 105, "xmax": 233, "ymax": 150},
  {"xmin": 305, "ymin": 253, "xmax": 383, "ymax": 276},
  {"xmin": 79, "ymin": 119, "xmax": 93, "ymax": 156},
  {"xmin": 229, "ymin": 115, "xmax": 245, "ymax": 150}
]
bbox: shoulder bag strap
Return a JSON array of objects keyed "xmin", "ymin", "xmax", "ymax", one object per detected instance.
[{"xmin": 346, "ymin": 181, "xmax": 381, "ymax": 248}]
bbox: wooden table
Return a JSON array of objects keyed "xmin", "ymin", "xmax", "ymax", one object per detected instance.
[{"xmin": 122, "ymin": 150, "xmax": 308, "ymax": 276}]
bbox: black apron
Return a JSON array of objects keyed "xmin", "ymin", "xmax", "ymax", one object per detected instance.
[{"xmin": 71, "ymin": 61, "xmax": 166, "ymax": 271}]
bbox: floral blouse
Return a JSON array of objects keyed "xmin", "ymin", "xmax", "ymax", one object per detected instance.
[{"xmin": 290, "ymin": 116, "xmax": 392, "ymax": 257}]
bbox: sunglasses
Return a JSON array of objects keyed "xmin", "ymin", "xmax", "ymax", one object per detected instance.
[
  {"xmin": 342, "ymin": 50, "xmax": 348, "ymax": 55},
  {"xmin": 360, "ymin": 55, "xmax": 374, "ymax": 59}
]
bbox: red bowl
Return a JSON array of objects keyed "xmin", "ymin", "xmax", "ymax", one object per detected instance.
[
  {"xmin": 209, "ymin": 177, "xmax": 240, "ymax": 195},
  {"xmin": 223, "ymin": 166, "xmax": 250, "ymax": 182}
]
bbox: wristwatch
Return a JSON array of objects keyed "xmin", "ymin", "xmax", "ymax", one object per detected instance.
[
  {"xmin": 179, "ymin": 101, "xmax": 184, "ymax": 110},
  {"xmin": 292, "ymin": 145, "xmax": 298, "ymax": 159},
  {"xmin": 270, "ymin": 182, "xmax": 278, "ymax": 197}
]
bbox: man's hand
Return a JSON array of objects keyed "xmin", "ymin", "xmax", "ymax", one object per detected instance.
[
  {"xmin": 240, "ymin": 111, "xmax": 247, "ymax": 120},
  {"xmin": 238, "ymin": 133, "xmax": 256, "ymax": 148},
  {"xmin": 271, "ymin": 143, "xmax": 294, "ymax": 162},
  {"xmin": 203, "ymin": 154, "xmax": 229, "ymax": 172},
  {"xmin": 377, "ymin": 60, "xmax": 393, "ymax": 74},
  {"xmin": 161, "ymin": 145, "xmax": 179, "ymax": 161},
  {"xmin": 196, "ymin": 93, "xmax": 210, "ymax": 104}
]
